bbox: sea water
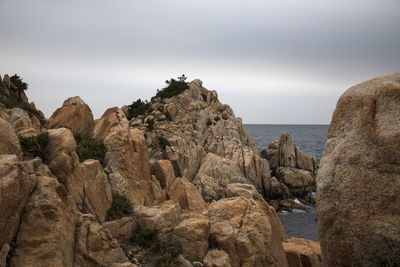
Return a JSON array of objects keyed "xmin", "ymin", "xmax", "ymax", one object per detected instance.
[{"xmin": 243, "ymin": 124, "xmax": 329, "ymax": 242}]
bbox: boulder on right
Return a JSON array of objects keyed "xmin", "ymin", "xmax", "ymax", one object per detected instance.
[{"xmin": 317, "ymin": 72, "xmax": 400, "ymax": 266}]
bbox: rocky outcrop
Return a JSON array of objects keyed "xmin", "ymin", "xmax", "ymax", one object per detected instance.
[
  {"xmin": 317, "ymin": 72, "xmax": 400, "ymax": 266},
  {"xmin": 0, "ymin": 118, "xmax": 22, "ymax": 159},
  {"xmin": 282, "ymin": 237, "xmax": 321, "ymax": 267},
  {"xmin": 45, "ymin": 96, "xmax": 94, "ymax": 136},
  {"xmin": 93, "ymin": 107, "xmax": 154, "ymax": 206},
  {"xmin": 133, "ymin": 79, "xmax": 272, "ymax": 201},
  {"xmin": 10, "ymin": 108, "xmax": 40, "ymax": 137},
  {"xmin": 265, "ymin": 133, "xmax": 318, "ymax": 210},
  {"xmin": 0, "ymin": 162, "xmax": 36, "ymax": 248}
]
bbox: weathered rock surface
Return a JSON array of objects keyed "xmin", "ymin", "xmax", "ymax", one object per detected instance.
[
  {"xmin": 0, "ymin": 162, "xmax": 36, "ymax": 248},
  {"xmin": 134, "ymin": 79, "xmax": 272, "ymax": 201},
  {"xmin": 265, "ymin": 133, "xmax": 318, "ymax": 209},
  {"xmin": 104, "ymin": 217, "xmax": 137, "ymax": 246},
  {"xmin": 203, "ymin": 249, "xmax": 231, "ymax": 267},
  {"xmin": 0, "ymin": 118, "xmax": 22, "ymax": 159},
  {"xmin": 317, "ymin": 72, "xmax": 400, "ymax": 266},
  {"xmin": 45, "ymin": 96, "xmax": 94, "ymax": 136},
  {"xmin": 10, "ymin": 108, "xmax": 39, "ymax": 137},
  {"xmin": 282, "ymin": 237, "xmax": 321, "ymax": 267},
  {"xmin": 167, "ymin": 177, "xmax": 206, "ymax": 211},
  {"xmin": 93, "ymin": 107, "xmax": 153, "ymax": 206},
  {"xmin": 10, "ymin": 175, "xmax": 77, "ymax": 267}
]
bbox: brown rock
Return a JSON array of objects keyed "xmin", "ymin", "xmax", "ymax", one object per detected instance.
[
  {"xmin": 0, "ymin": 162, "xmax": 36, "ymax": 248},
  {"xmin": 11, "ymin": 175, "xmax": 77, "ymax": 267},
  {"xmin": 167, "ymin": 177, "xmax": 205, "ymax": 211},
  {"xmin": 282, "ymin": 237, "xmax": 321, "ymax": 267},
  {"xmin": 295, "ymin": 145, "xmax": 318, "ymax": 172},
  {"xmin": 276, "ymin": 167, "xmax": 315, "ymax": 198},
  {"xmin": 103, "ymin": 217, "xmax": 137, "ymax": 246},
  {"xmin": 317, "ymin": 72, "xmax": 400, "ymax": 266},
  {"xmin": 0, "ymin": 244, "xmax": 10, "ymax": 267},
  {"xmin": 278, "ymin": 133, "xmax": 297, "ymax": 168},
  {"xmin": 81, "ymin": 159, "xmax": 112, "ymax": 223},
  {"xmin": 152, "ymin": 159, "xmax": 175, "ymax": 189},
  {"xmin": 74, "ymin": 214, "xmax": 129, "ymax": 266},
  {"xmin": 0, "ymin": 118, "xmax": 22, "ymax": 159},
  {"xmin": 10, "ymin": 108, "xmax": 39, "ymax": 137},
  {"xmin": 206, "ymin": 195, "xmax": 288, "ymax": 266},
  {"xmin": 134, "ymin": 201, "xmax": 181, "ymax": 231},
  {"xmin": 170, "ymin": 217, "xmax": 211, "ymax": 262},
  {"xmin": 93, "ymin": 107, "xmax": 153, "ymax": 206},
  {"xmin": 45, "ymin": 96, "xmax": 94, "ymax": 136},
  {"xmin": 203, "ymin": 249, "xmax": 231, "ymax": 267}
]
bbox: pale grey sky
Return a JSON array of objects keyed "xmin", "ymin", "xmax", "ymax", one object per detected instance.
[{"xmin": 0, "ymin": 0, "xmax": 399, "ymax": 123}]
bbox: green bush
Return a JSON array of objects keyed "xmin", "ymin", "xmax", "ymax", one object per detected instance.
[
  {"xmin": 206, "ymin": 118, "xmax": 212, "ymax": 126},
  {"xmin": 165, "ymin": 110, "xmax": 172, "ymax": 121},
  {"xmin": 146, "ymin": 118, "xmax": 155, "ymax": 131},
  {"xmin": 214, "ymin": 116, "xmax": 220, "ymax": 122},
  {"xmin": 208, "ymin": 235, "xmax": 218, "ymax": 249},
  {"xmin": 19, "ymin": 132, "xmax": 49, "ymax": 162},
  {"xmin": 10, "ymin": 74, "xmax": 28, "ymax": 91},
  {"xmin": 158, "ymin": 136, "xmax": 171, "ymax": 150},
  {"xmin": 74, "ymin": 133, "xmax": 106, "ymax": 163},
  {"xmin": 131, "ymin": 226, "xmax": 178, "ymax": 266},
  {"xmin": 154, "ymin": 76, "xmax": 189, "ymax": 100},
  {"xmin": 202, "ymin": 93, "xmax": 207, "ymax": 101},
  {"xmin": 127, "ymin": 99, "xmax": 152, "ymax": 120},
  {"xmin": 106, "ymin": 194, "xmax": 133, "ymax": 221}
]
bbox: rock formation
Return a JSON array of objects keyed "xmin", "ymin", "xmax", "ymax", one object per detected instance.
[
  {"xmin": 263, "ymin": 133, "xmax": 318, "ymax": 210},
  {"xmin": 0, "ymin": 73, "xmax": 322, "ymax": 266},
  {"xmin": 317, "ymin": 72, "xmax": 400, "ymax": 266}
]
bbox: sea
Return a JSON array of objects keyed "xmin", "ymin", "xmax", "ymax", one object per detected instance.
[{"xmin": 243, "ymin": 124, "xmax": 329, "ymax": 242}]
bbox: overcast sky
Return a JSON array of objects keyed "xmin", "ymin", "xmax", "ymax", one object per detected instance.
[{"xmin": 0, "ymin": 0, "xmax": 399, "ymax": 124}]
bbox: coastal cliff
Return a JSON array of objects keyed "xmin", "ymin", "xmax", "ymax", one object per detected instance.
[{"xmin": 0, "ymin": 74, "xmax": 321, "ymax": 266}]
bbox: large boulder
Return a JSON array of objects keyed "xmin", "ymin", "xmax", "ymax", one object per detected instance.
[
  {"xmin": 275, "ymin": 167, "xmax": 315, "ymax": 199},
  {"xmin": 10, "ymin": 108, "xmax": 39, "ymax": 137},
  {"xmin": 193, "ymin": 153, "xmax": 248, "ymax": 202},
  {"xmin": 205, "ymin": 184, "xmax": 288, "ymax": 267},
  {"xmin": 93, "ymin": 107, "xmax": 153, "ymax": 206},
  {"xmin": 317, "ymin": 72, "xmax": 400, "ymax": 266},
  {"xmin": 10, "ymin": 175, "xmax": 77, "ymax": 267},
  {"xmin": 282, "ymin": 237, "xmax": 321, "ymax": 267},
  {"xmin": 45, "ymin": 96, "xmax": 94, "ymax": 136},
  {"xmin": 0, "ymin": 118, "xmax": 22, "ymax": 159},
  {"xmin": 0, "ymin": 162, "xmax": 36, "ymax": 248},
  {"xmin": 167, "ymin": 177, "xmax": 206, "ymax": 211}
]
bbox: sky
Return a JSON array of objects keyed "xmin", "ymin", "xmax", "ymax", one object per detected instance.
[{"xmin": 0, "ymin": 0, "xmax": 399, "ymax": 124}]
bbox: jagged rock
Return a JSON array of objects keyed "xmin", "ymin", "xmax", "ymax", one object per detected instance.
[
  {"xmin": 134, "ymin": 201, "xmax": 182, "ymax": 231},
  {"xmin": 0, "ymin": 162, "xmax": 36, "ymax": 248},
  {"xmin": 170, "ymin": 217, "xmax": 211, "ymax": 262},
  {"xmin": 46, "ymin": 128, "xmax": 84, "ymax": 206},
  {"xmin": 176, "ymin": 255, "xmax": 193, "ymax": 267},
  {"xmin": 45, "ymin": 96, "xmax": 94, "ymax": 136},
  {"xmin": 137, "ymin": 79, "xmax": 271, "ymax": 201},
  {"xmin": 93, "ymin": 107, "xmax": 153, "ymax": 206},
  {"xmin": 317, "ymin": 72, "xmax": 400, "ymax": 266},
  {"xmin": 10, "ymin": 175, "xmax": 77, "ymax": 267},
  {"xmin": 81, "ymin": 159, "xmax": 112, "ymax": 223},
  {"xmin": 74, "ymin": 214, "xmax": 129, "ymax": 266},
  {"xmin": 0, "ymin": 154, "xmax": 18, "ymax": 164},
  {"xmin": 282, "ymin": 237, "xmax": 321, "ymax": 267},
  {"xmin": 295, "ymin": 145, "xmax": 318, "ymax": 173},
  {"xmin": 10, "ymin": 108, "xmax": 39, "ymax": 137},
  {"xmin": 206, "ymin": 195, "xmax": 288, "ymax": 267},
  {"xmin": 226, "ymin": 183, "xmax": 259, "ymax": 200},
  {"xmin": 152, "ymin": 159, "xmax": 175, "ymax": 190},
  {"xmin": 104, "ymin": 217, "xmax": 137, "ymax": 246},
  {"xmin": 0, "ymin": 118, "xmax": 22, "ymax": 159},
  {"xmin": 167, "ymin": 177, "xmax": 206, "ymax": 211},
  {"xmin": 193, "ymin": 153, "xmax": 248, "ymax": 202},
  {"xmin": 278, "ymin": 133, "xmax": 297, "ymax": 168},
  {"xmin": 150, "ymin": 175, "xmax": 165, "ymax": 204},
  {"xmin": 203, "ymin": 249, "xmax": 231, "ymax": 267},
  {"xmin": 270, "ymin": 177, "xmax": 286, "ymax": 200},
  {"xmin": 276, "ymin": 167, "xmax": 315, "ymax": 199}
]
